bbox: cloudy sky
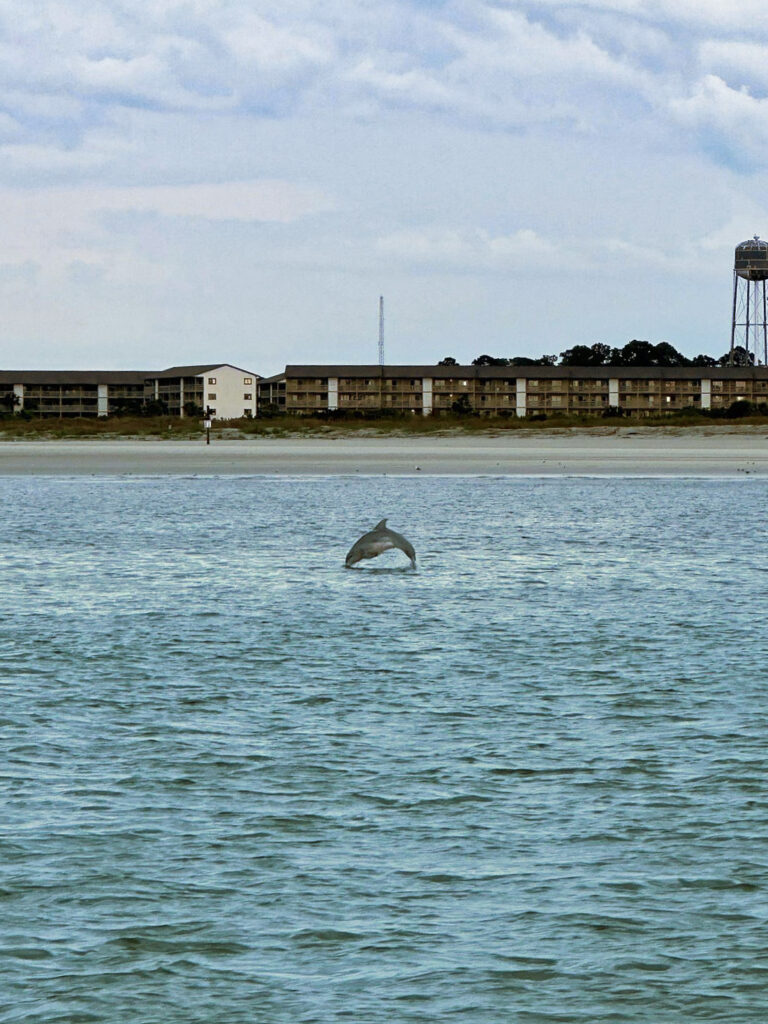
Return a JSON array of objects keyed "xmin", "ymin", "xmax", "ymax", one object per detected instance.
[{"xmin": 3, "ymin": 0, "xmax": 768, "ymax": 373}]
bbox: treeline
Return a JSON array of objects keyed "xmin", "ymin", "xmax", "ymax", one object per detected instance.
[{"xmin": 438, "ymin": 341, "xmax": 754, "ymax": 368}]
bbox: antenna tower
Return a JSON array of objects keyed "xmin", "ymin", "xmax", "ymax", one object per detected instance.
[{"xmin": 378, "ymin": 296, "xmax": 385, "ymax": 365}]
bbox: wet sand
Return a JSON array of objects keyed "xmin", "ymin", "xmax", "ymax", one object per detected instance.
[{"xmin": 1, "ymin": 429, "xmax": 767, "ymax": 475}]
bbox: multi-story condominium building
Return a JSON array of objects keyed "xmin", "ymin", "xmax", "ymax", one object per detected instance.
[
  {"xmin": 0, "ymin": 363, "xmax": 259, "ymax": 419},
  {"xmin": 279, "ymin": 364, "xmax": 768, "ymax": 417},
  {"xmin": 257, "ymin": 372, "xmax": 287, "ymax": 414},
  {"xmin": 146, "ymin": 365, "xmax": 259, "ymax": 419},
  {"xmin": 0, "ymin": 370, "xmax": 150, "ymax": 417}
]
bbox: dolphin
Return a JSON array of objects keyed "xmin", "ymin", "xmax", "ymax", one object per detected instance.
[{"xmin": 345, "ymin": 519, "xmax": 416, "ymax": 569}]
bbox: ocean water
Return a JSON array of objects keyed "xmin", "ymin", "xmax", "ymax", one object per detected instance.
[{"xmin": 2, "ymin": 474, "xmax": 767, "ymax": 1023}]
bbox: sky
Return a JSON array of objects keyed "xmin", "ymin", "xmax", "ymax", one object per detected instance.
[{"xmin": 4, "ymin": 0, "xmax": 768, "ymax": 374}]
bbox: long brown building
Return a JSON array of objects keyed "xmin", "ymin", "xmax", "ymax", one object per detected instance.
[
  {"xmin": 277, "ymin": 364, "xmax": 768, "ymax": 417},
  {"xmin": 0, "ymin": 370, "xmax": 149, "ymax": 417},
  {"xmin": 4, "ymin": 362, "xmax": 768, "ymax": 419}
]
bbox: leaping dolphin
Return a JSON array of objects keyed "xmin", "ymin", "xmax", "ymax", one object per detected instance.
[{"xmin": 345, "ymin": 519, "xmax": 416, "ymax": 569}]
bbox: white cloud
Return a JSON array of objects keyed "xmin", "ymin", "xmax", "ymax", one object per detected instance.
[
  {"xmin": 0, "ymin": 179, "xmax": 333, "ymax": 279},
  {"xmin": 699, "ymin": 40, "xmax": 768, "ymax": 92},
  {"xmin": 95, "ymin": 180, "xmax": 334, "ymax": 221},
  {"xmin": 0, "ymin": 0, "xmax": 764, "ymax": 166},
  {"xmin": 521, "ymin": 0, "xmax": 768, "ymax": 32},
  {"xmin": 669, "ymin": 74, "xmax": 768, "ymax": 153},
  {"xmin": 377, "ymin": 226, "xmax": 562, "ymax": 270},
  {"xmin": 220, "ymin": 11, "xmax": 332, "ymax": 71},
  {"xmin": 347, "ymin": 59, "xmax": 452, "ymax": 109},
  {"xmin": 451, "ymin": 7, "xmax": 638, "ymax": 83}
]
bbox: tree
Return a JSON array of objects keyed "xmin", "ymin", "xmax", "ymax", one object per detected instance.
[
  {"xmin": 0, "ymin": 391, "xmax": 20, "ymax": 412},
  {"xmin": 725, "ymin": 399, "xmax": 754, "ymax": 417},
  {"xmin": 592, "ymin": 343, "xmax": 613, "ymax": 364},
  {"xmin": 719, "ymin": 346, "xmax": 755, "ymax": 367},
  {"xmin": 438, "ymin": 356, "xmax": 458, "ymax": 366},
  {"xmin": 610, "ymin": 340, "xmax": 690, "ymax": 366},
  {"xmin": 614, "ymin": 340, "xmax": 658, "ymax": 366},
  {"xmin": 111, "ymin": 398, "xmax": 144, "ymax": 416},
  {"xmin": 451, "ymin": 394, "xmax": 474, "ymax": 415},
  {"xmin": 691, "ymin": 353, "xmax": 717, "ymax": 367},
  {"xmin": 142, "ymin": 399, "xmax": 168, "ymax": 416},
  {"xmin": 559, "ymin": 343, "xmax": 613, "ymax": 366},
  {"xmin": 508, "ymin": 354, "xmax": 558, "ymax": 366},
  {"xmin": 651, "ymin": 342, "xmax": 690, "ymax": 366},
  {"xmin": 472, "ymin": 354, "xmax": 509, "ymax": 366}
]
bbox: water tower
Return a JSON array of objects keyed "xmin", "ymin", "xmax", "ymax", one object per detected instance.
[{"xmin": 730, "ymin": 235, "xmax": 768, "ymax": 364}]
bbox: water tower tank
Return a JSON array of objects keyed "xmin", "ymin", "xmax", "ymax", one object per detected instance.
[{"xmin": 735, "ymin": 236, "xmax": 768, "ymax": 280}]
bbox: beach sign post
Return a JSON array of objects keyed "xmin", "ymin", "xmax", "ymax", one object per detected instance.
[{"xmin": 204, "ymin": 406, "xmax": 213, "ymax": 445}]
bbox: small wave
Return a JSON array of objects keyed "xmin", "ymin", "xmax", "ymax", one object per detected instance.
[
  {"xmin": 290, "ymin": 928, "xmax": 364, "ymax": 946},
  {"xmin": 2, "ymin": 946, "xmax": 54, "ymax": 961},
  {"xmin": 106, "ymin": 936, "xmax": 249, "ymax": 955},
  {"xmin": 678, "ymin": 877, "xmax": 759, "ymax": 891}
]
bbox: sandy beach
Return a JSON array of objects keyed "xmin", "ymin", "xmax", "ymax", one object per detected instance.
[{"xmin": 1, "ymin": 428, "xmax": 768, "ymax": 475}]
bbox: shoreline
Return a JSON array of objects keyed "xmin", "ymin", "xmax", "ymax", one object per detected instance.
[{"xmin": 1, "ymin": 429, "xmax": 767, "ymax": 475}]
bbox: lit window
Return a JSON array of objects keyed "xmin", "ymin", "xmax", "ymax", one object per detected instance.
[
  {"xmin": 208, "ymin": 393, "xmax": 217, "ymax": 400},
  {"xmin": 208, "ymin": 377, "xmax": 216, "ymax": 384},
  {"xmin": 243, "ymin": 377, "xmax": 252, "ymax": 385},
  {"xmin": 244, "ymin": 393, "xmax": 252, "ymax": 400}
]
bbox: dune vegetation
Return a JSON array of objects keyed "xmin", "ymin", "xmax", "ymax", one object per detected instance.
[{"xmin": 2, "ymin": 402, "xmax": 768, "ymax": 440}]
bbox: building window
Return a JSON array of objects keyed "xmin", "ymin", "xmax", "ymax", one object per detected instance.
[
  {"xmin": 243, "ymin": 377, "xmax": 252, "ymax": 385},
  {"xmin": 208, "ymin": 377, "xmax": 216, "ymax": 384},
  {"xmin": 208, "ymin": 393, "xmax": 217, "ymax": 400},
  {"xmin": 244, "ymin": 393, "xmax": 252, "ymax": 400}
]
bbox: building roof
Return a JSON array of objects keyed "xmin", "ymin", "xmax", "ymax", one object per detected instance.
[
  {"xmin": 285, "ymin": 363, "xmax": 768, "ymax": 380},
  {"xmin": 0, "ymin": 370, "xmax": 151, "ymax": 385},
  {"xmin": 286, "ymin": 364, "xmax": 475, "ymax": 379},
  {"xmin": 153, "ymin": 363, "xmax": 259, "ymax": 379},
  {"xmin": 258, "ymin": 372, "xmax": 287, "ymax": 384}
]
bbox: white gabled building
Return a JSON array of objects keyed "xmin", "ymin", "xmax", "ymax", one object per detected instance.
[{"xmin": 147, "ymin": 364, "xmax": 260, "ymax": 419}]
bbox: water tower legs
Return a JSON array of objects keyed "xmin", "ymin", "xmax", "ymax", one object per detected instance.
[{"xmin": 731, "ymin": 274, "xmax": 768, "ymax": 365}]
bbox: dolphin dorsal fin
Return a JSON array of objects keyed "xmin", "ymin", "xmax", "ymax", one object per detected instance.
[{"xmin": 374, "ymin": 518, "xmax": 388, "ymax": 530}]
